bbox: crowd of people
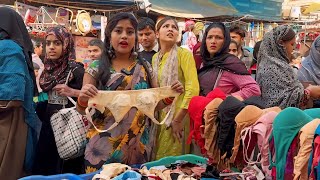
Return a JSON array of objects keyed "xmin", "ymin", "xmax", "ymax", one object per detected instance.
[{"xmin": 1, "ymin": 5, "xmax": 320, "ymax": 179}]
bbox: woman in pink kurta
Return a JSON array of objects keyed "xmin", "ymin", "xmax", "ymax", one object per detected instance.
[{"xmin": 197, "ymin": 22, "xmax": 260, "ymax": 99}]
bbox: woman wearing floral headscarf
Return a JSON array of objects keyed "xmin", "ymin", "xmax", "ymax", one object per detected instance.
[
  {"xmin": 33, "ymin": 26, "xmax": 85, "ymax": 175},
  {"xmin": 257, "ymin": 25, "xmax": 320, "ymax": 109}
]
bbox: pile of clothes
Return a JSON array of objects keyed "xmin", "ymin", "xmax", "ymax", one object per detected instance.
[
  {"xmin": 188, "ymin": 88, "xmax": 320, "ymax": 180},
  {"xmin": 92, "ymin": 161, "xmax": 219, "ymax": 180}
]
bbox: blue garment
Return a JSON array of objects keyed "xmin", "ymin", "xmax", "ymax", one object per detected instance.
[
  {"xmin": 182, "ymin": 32, "xmax": 188, "ymax": 46},
  {"xmin": 113, "ymin": 170, "xmax": 142, "ymax": 180},
  {"xmin": 0, "ymin": 39, "xmax": 41, "ymax": 172}
]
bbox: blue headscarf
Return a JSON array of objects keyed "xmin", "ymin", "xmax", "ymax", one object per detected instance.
[{"xmin": 298, "ymin": 36, "xmax": 320, "ymax": 85}]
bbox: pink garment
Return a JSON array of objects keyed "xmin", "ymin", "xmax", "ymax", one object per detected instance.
[
  {"xmin": 241, "ymin": 111, "xmax": 279, "ymax": 177},
  {"xmin": 216, "ymin": 71, "xmax": 261, "ymax": 99}
]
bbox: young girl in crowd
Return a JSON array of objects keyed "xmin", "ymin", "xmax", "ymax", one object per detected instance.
[
  {"xmin": 198, "ymin": 22, "xmax": 260, "ymax": 99},
  {"xmin": 153, "ymin": 17, "xmax": 200, "ymax": 160},
  {"xmin": 228, "ymin": 40, "xmax": 239, "ymax": 57},
  {"xmin": 257, "ymin": 25, "xmax": 320, "ymax": 109},
  {"xmin": 77, "ymin": 13, "xmax": 183, "ymax": 173},
  {"xmin": 33, "ymin": 26, "xmax": 85, "ymax": 175}
]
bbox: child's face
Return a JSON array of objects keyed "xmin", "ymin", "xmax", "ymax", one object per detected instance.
[{"xmin": 34, "ymin": 69, "xmax": 39, "ymax": 77}]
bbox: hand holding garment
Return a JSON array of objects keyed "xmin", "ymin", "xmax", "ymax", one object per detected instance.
[
  {"xmin": 293, "ymin": 119, "xmax": 320, "ymax": 180},
  {"xmin": 86, "ymin": 86, "xmax": 179, "ymax": 132},
  {"xmin": 153, "ymin": 44, "xmax": 199, "ymax": 159}
]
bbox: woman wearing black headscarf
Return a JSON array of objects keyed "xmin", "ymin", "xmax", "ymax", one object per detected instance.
[
  {"xmin": 197, "ymin": 22, "xmax": 260, "ymax": 99},
  {"xmin": 33, "ymin": 26, "xmax": 85, "ymax": 175},
  {"xmin": 0, "ymin": 7, "xmax": 41, "ymax": 179}
]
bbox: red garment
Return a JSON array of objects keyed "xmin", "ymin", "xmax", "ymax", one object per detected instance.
[
  {"xmin": 248, "ymin": 64, "xmax": 257, "ymax": 74},
  {"xmin": 187, "ymin": 88, "xmax": 226, "ymax": 154},
  {"xmin": 193, "ymin": 42, "xmax": 202, "ymax": 70},
  {"xmin": 310, "ymin": 136, "xmax": 320, "ymax": 179}
]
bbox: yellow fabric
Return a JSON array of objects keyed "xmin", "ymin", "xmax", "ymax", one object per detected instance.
[
  {"xmin": 302, "ymin": 3, "xmax": 320, "ymax": 15},
  {"xmin": 153, "ymin": 47, "xmax": 200, "ymax": 159}
]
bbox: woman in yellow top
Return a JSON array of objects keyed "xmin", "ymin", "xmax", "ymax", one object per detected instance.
[{"xmin": 153, "ymin": 17, "xmax": 200, "ymax": 159}]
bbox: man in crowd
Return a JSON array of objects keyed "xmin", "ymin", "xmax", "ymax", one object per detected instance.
[
  {"xmin": 84, "ymin": 39, "xmax": 104, "ymax": 69},
  {"xmin": 138, "ymin": 17, "xmax": 158, "ymax": 63},
  {"xmin": 230, "ymin": 25, "xmax": 253, "ymax": 70}
]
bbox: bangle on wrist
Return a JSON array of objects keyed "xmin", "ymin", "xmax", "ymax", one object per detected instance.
[
  {"xmin": 77, "ymin": 98, "xmax": 88, "ymax": 107},
  {"xmin": 163, "ymin": 97, "xmax": 174, "ymax": 105}
]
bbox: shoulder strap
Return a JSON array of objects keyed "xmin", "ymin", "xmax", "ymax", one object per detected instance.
[
  {"xmin": 138, "ymin": 54, "xmax": 153, "ymax": 88},
  {"xmin": 64, "ymin": 70, "xmax": 76, "ymax": 106}
]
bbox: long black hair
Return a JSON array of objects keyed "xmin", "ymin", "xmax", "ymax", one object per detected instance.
[{"xmin": 96, "ymin": 12, "xmax": 138, "ymax": 89}]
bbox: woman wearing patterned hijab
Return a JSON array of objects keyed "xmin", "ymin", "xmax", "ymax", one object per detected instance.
[
  {"xmin": 257, "ymin": 25, "xmax": 320, "ymax": 109},
  {"xmin": 33, "ymin": 26, "xmax": 85, "ymax": 175}
]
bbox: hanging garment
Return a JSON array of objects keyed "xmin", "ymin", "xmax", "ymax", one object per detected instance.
[
  {"xmin": 203, "ymin": 98, "xmax": 224, "ymax": 163},
  {"xmin": 294, "ymin": 119, "xmax": 320, "ymax": 180},
  {"xmin": 230, "ymin": 106, "xmax": 281, "ymax": 163},
  {"xmin": 269, "ymin": 107, "xmax": 312, "ymax": 180},
  {"xmin": 309, "ymin": 125, "xmax": 320, "ymax": 180},
  {"xmin": 187, "ymin": 88, "xmax": 226, "ymax": 154},
  {"xmin": 241, "ymin": 111, "xmax": 279, "ymax": 177},
  {"xmin": 304, "ymin": 108, "xmax": 320, "ymax": 119}
]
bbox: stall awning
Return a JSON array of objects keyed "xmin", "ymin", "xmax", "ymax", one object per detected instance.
[
  {"xmin": 229, "ymin": 0, "xmax": 284, "ymax": 21},
  {"xmin": 149, "ymin": 0, "xmax": 237, "ymax": 18},
  {"xmin": 23, "ymin": 0, "xmax": 136, "ymax": 11}
]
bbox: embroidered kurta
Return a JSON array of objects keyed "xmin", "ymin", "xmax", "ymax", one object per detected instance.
[{"xmin": 153, "ymin": 47, "xmax": 200, "ymax": 159}]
